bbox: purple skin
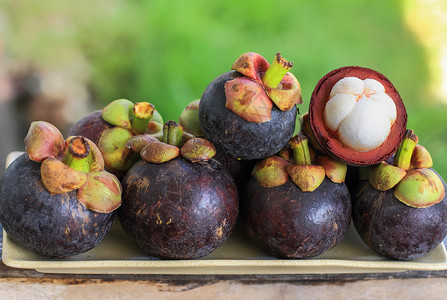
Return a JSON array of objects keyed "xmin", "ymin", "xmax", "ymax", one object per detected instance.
[
  {"xmin": 67, "ymin": 110, "xmax": 113, "ymax": 144},
  {"xmin": 0, "ymin": 154, "xmax": 115, "ymax": 258},
  {"xmin": 119, "ymin": 157, "xmax": 239, "ymax": 259},
  {"xmin": 199, "ymin": 71, "xmax": 297, "ymax": 160},
  {"xmin": 352, "ymin": 172, "xmax": 447, "ymax": 260},
  {"xmin": 243, "ymin": 177, "xmax": 352, "ymax": 258},
  {"xmin": 214, "ymin": 151, "xmax": 257, "ymax": 193}
]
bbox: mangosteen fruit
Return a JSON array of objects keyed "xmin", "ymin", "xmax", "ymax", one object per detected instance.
[
  {"xmin": 199, "ymin": 52, "xmax": 303, "ymax": 160},
  {"xmin": 119, "ymin": 121, "xmax": 239, "ymax": 259},
  {"xmin": 68, "ymin": 99, "xmax": 164, "ymax": 178},
  {"xmin": 0, "ymin": 121, "xmax": 121, "ymax": 257},
  {"xmin": 353, "ymin": 129, "xmax": 447, "ymax": 260},
  {"xmin": 243, "ymin": 134, "xmax": 351, "ymax": 258},
  {"xmin": 307, "ymin": 66, "xmax": 407, "ymax": 166}
]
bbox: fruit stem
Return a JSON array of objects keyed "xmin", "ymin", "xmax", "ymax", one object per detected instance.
[
  {"xmin": 130, "ymin": 102, "xmax": 155, "ymax": 134},
  {"xmin": 163, "ymin": 121, "xmax": 184, "ymax": 148},
  {"xmin": 289, "ymin": 135, "xmax": 312, "ymax": 166},
  {"xmin": 262, "ymin": 52, "xmax": 293, "ymax": 89},
  {"xmin": 63, "ymin": 137, "xmax": 92, "ymax": 173},
  {"xmin": 394, "ymin": 129, "xmax": 419, "ymax": 171}
]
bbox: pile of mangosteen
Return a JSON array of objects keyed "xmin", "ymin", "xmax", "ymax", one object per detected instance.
[{"xmin": 0, "ymin": 51, "xmax": 446, "ymax": 262}]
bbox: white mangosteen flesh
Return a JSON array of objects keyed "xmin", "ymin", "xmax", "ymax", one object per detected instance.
[{"xmin": 324, "ymin": 77, "xmax": 397, "ymax": 152}]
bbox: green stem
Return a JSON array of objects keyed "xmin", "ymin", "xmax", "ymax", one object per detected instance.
[
  {"xmin": 289, "ymin": 135, "xmax": 312, "ymax": 165},
  {"xmin": 163, "ymin": 121, "xmax": 184, "ymax": 148},
  {"xmin": 130, "ymin": 102, "xmax": 155, "ymax": 134},
  {"xmin": 262, "ymin": 52, "xmax": 293, "ymax": 89},
  {"xmin": 394, "ymin": 129, "xmax": 418, "ymax": 171},
  {"xmin": 63, "ymin": 137, "xmax": 92, "ymax": 173}
]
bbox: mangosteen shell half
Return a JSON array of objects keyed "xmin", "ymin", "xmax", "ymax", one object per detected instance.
[
  {"xmin": 242, "ymin": 177, "xmax": 352, "ymax": 259},
  {"xmin": 199, "ymin": 71, "xmax": 297, "ymax": 160},
  {"xmin": 0, "ymin": 153, "xmax": 116, "ymax": 258},
  {"xmin": 309, "ymin": 66, "xmax": 407, "ymax": 166},
  {"xmin": 352, "ymin": 173, "xmax": 447, "ymax": 261},
  {"xmin": 119, "ymin": 157, "xmax": 239, "ymax": 259}
]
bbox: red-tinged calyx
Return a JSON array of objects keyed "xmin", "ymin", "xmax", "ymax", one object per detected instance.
[
  {"xmin": 316, "ymin": 155, "xmax": 347, "ymax": 183},
  {"xmin": 140, "ymin": 140, "xmax": 179, "ymax": 164},
  {"xmin": 77, "ymin": 171, "xmax": 122, "ymax": 213},
  {"xmin": 180, "ymin": 138, "xmax": 216, "ymax": 163},
  {"xmin": 287, "ymin": 135, "xmax": 325, "ymax": 192},
  {"xmin": 368, "ymin": 162, "xmax": 407, "ymax": 191},
  {"xmin": 394, "ymin": 168, "xmax": 445, "ymax": 208},
  {"xmin": 252, "ymin": 156, "xmax": 289, "ymax": 187},
  {"xmin": 225, "ymin": 77, "xmax": 273, "ymax": 123},
  {"xmin": 24, "ymin": 121, "xmax": 66, "ymax": 162},
  {"xmin": 179, "ymin": 99, "xmax": 204, "ymax": 137},
  {"xmin": 225, "ymin": 52, "xmax": 302, "ymax": 123},
  {"xmin": 231, "ymin": 52, "xmax": 270, "ymax": 82}
]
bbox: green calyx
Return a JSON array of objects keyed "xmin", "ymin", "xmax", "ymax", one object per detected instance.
[
  {"xmin": 136, "ymin": 120, "xmax": 216, "ymax": 165},
  {"xmin": 251, "ymin": 135, "xmax": 348, "ymax": 191},
  {"xmin": 23, "ymin": 121, "xmax": 121, "ymax": 213},
  {"xmin": 262, "ymin": 52, "xmax": 293, "ymax": 89},
  {"xmin": 163, "ymin": 120, "xmax": 184, "ymax": 148},
  {"xmin": 287, "ymin": 135, "xmax": 325, "ymax": 192},
  {"xmin": 252, "ymin": 156, "xmax": 290, "ymax": 187},
  {"xmin": 368, "ymin": 129, "xmax": 445, "ymax": 208},
  {"xmin": 394, "ymin": 169, "xmax": 445, "ymax": 208},
  {"xmin": 101, "ymin": 99, "xmax": 156, "ymax": 134},
  {"xmin": 97, "ymin": 127, "xmax": 139, "ymax": 174},
  {"xmin": 394, "ymin": 129, "xmax": 418, "ymax": 171}
]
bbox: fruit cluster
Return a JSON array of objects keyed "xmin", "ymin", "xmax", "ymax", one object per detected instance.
[{"xmin": 0, "ymin": 52, "xmax": 445, "ymax": 261}]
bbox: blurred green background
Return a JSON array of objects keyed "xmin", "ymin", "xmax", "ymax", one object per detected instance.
[{"xmin": 1, "ymin": 0, "xmax": 447, "ymax": 177}]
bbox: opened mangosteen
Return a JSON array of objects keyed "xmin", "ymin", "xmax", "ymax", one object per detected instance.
[
  {"xmin": 119, "ymin": 121, "xmax": 239, "ymax": 259},
  {"xmin": 0, "ymin": 121, "xmax": 121, "ymax": 258},
  {"xmin": 242, "ymin": 134, "xmax": 351, "ymax": 258},
  {"xmin": 199, "ymin": 52, "xmax": 303, "ymax": 160},
  {"xmin": 353, "ymin": 129, "xmax": 447, "ymax": 260},
  {"xmin": 68, "ymin": 99, "xmax": 164, "ymax": 178},
  {"xmin": 307, "ymin": 66, "xmax": 407, "ymax": 166}
]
